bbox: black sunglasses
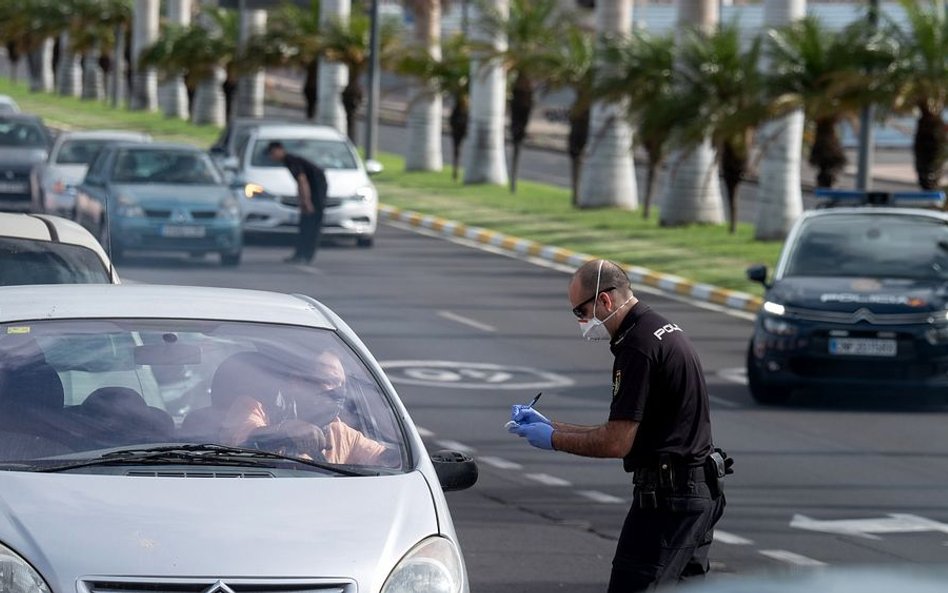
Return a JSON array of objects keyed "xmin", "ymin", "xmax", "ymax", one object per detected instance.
[{"xmin": 571, "ymin": 287, "xmax": 617, "ymax": 319}]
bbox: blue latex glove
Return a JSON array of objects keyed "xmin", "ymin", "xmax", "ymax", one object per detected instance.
[
  {"xmin": 512, "ymin": 422, "xmax": 555, "ymax": 450},
  {"xmin": 510, "ymin": 404, "xmax": 551, "ymax": 426}
]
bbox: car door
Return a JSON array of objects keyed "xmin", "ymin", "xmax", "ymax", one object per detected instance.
[{"xmin": 74, "ymin": 149, "xmax": 112, "ymax": 236}]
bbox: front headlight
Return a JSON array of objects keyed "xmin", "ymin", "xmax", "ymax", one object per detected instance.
[
  {"xmin": 217, "ymin": 197, "xmax": 240, "ymax": 220},
  {"xmin": 763, "ymin": 316, "xmax": 798, "ymax": 336},
  {"xmin": 381, "ymin": 537, "xmax": 464, "ymax": 593},
  {"xmin": 926, "ymin": 324, "xmax": 948, "ymax": 346},
  {"xmin": 116, "ymin": 194, "xmax": 144, "ymax": 218},
  {"xmin": 0, "ymin": 542, "xmax": 52, "ymax": 593},
  {"xmin": 343, "ymin": 186, "xmax": 376, "ymax": 203},
  {"xmin": 244, "ymin": 182, "xmax": 266, "ymax": 199}
]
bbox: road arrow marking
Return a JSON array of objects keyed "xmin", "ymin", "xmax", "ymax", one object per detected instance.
[{"xmin": 791, "ymin": 513, "xmax": 948, "ymax": 540}]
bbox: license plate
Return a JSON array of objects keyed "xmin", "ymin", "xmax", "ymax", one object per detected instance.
[
  {"xmin": 828, "ymin": 338, "xmax": 897, "ymax": 357},
  {"xmin": 0, "ymin": 181, "xmax": 27, "ymax": 194},
  {"xmin": 161, "ymin": 225, "xmax": 206, "ymax": 238}
]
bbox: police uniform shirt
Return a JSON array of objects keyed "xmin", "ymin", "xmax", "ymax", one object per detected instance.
[{"xmin": 608, "ymin": 303, "xmax": 713, "ymax": 472}]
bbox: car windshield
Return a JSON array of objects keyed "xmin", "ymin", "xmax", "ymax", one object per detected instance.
[
  {"xmin": 55, "ymin": 139, "xmax": 118, "ymax": 165},
  {"xmin": 112, "ymin": 149, "xmax": 222, "ymax": 184},
  {"xmin": 784, "ymin": 214, "xmax": 948, "ymax": 281},
  {"xmin": 0, "ymin": 120, "xmax": 46, "ymax": 148},
  {"xmin": 0, "ymin": 238, "xmax": 110, "ymax": 285},
  {"xmin": 251, "ymin": 138, "xmax": 358, "ymax": 170},
  {"xmin": 0, "ymin": 319, "xmax": 406, "ymax": 472}
]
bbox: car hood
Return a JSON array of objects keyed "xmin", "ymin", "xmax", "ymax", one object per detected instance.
[
  {"xmin": 0, "ymin": 147, "xmax": 48, "ymax": 167},
  {"xmin": 770, "ymin": 276, "xmax": 947, "ymax": 314},
  {"xmin": 45, "ymin": 164, "xmax": 88, "ymax": 185},
  {"xmin": 242, "ymin": 167, "xmax": 370, "ymax": 198},
  {"xmin": 0, "ymin": 470, "xmax": 437, "ymax": 587},
  {"xmin": 113, "ymin": 183, "xmax": 232, "ymax": 206}
]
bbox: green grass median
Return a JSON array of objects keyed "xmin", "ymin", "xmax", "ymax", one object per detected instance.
[{"xmin": 2, "ymin": 78, "xmax": 782, "ymax": 295}]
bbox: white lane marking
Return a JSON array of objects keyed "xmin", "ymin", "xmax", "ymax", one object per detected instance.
[
  {"xmin": 791, "ymin": 513, "xmax": 948, "ymax": 540},
  {"xmin": 380, "ymin": 360, "xmax": 574, "ymax": 390},
  {"xmin": 714, "ymin": 530, "xmax": 754, "ymax": 545},
  {"xmin": 415, "ymin": 426, "xmax": 435, "ymax": 438},
  {"xmin": 758, "ymin": 550, "xmax": 827, "ymax": 567},
  {"xmin": 294, "ymin": 265, "xmax": 325, "ymax": 275},
  {"xmin": 525, "ymin": 473, "xmax": 572, "ymax": 487},
  {"xmin": 384, "ymin": 220, "xmax": 757, "ymax": 321},
  {"xmin": 437, "ymin": 310, "xmax": 497, "ymax": 333},
  {"xmin": 479, "ymin": 456, "xmax": 523, "ymax": 470},
  {"xmin": 434, "ymin": 439, "xmax": 475, "ymax": 453},
  {"xmin": 576, "ymin": 490, "xmax": 625, "ymax": 504},
  {"xmin": 717, "ymin": 367, "xmax": 749, "ymax": 386},
  {"xmin": 708, "ymin": 394, "xmax": 742, "ymax": 409}
]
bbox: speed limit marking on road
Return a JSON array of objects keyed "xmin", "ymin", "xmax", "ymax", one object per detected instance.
[{"xmin": 380, "ymin": 360, "xmax": 574, "ymax": 390}]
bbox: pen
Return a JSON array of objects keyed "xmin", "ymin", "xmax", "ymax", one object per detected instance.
[{"xmin": 528, "ymin": 392, "xmax": 542, "ymax": 408}]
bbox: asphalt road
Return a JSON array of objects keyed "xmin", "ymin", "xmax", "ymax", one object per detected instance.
[{"xmin": 119, "ymin": 225, "xmax": 948, "ymax": 592}]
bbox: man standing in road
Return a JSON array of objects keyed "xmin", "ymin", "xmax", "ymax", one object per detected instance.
[
  {"xmin": 508, "ymin": 259, "xmax": 729, "ymax": 592},
  {"xmin": 266, "ymin": 141, "xmax": 328, "ymax": 264}
]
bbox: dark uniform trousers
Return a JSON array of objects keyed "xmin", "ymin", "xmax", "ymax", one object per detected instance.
[
  {"xmin": 296, "ymin": 209, "xmax": 324, "ymax": 262},
  {"xmin": 607, "ymin": 464, "xmax": 726, "ymax": 592}
]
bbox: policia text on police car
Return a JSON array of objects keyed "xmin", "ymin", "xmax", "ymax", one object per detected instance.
[{"xmin": 508, "ymin": 259, "xmax": 732, "ymax": 592}]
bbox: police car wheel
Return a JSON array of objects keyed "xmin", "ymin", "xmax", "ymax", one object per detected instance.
[{"xmin": 746, "ymin": 344, "xmax": 792, "ymax": 405}]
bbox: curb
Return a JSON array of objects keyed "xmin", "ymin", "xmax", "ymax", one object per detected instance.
[{"xmin": 378, "ymin": 204, "xmax": 764, "ymax": 315}]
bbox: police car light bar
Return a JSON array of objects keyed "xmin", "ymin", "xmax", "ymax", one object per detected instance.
[{"xmin": 814, "ymin": 189, "xmax": 946, "ymax": 208}]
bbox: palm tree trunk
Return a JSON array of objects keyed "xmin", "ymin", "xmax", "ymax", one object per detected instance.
[
  {"xmin": 462, "ymin": 0, "xmax": 509, "ymax": 186},
  {"xmin": 509, "ymin": 70, "xmax": 533, "ymax": 194},
  {"xmin": 81, "ymin": 46, "xmax": 105, "ymax": 100},
  {"xmin": 236, "ymin": 8, "xmax": 267, "ymax": 118},
  {"xmin": 405, "ymin": 0, "xmax": 444, "ymax": 172},
  {"xmin": 809, "ymin": 116, "xmax": 846, "ymax": 188},
  {"xmin": 577, "ymin": 0, "xmax": 637, "ymax": 209},
  {"xmin": 341, "ymin": 78, "xmax": 362, "ymax": 143},
  {"xmin": 754, "ymin": 0, "xmax": 805, "ymax": 240},
  {"xmin": 316, "ymin": 0, "xmax": 350, "ymax": 134},
  {"xmin": 643, "ymin": 140, "xmax": 662, "ymax": 219},
  {"xmin": 450, "ymin": 93, "xmax": 468, "ymax": 181},
  {"xmin": 131, "ymin": 0, "xmax": 160, "ymax": 111},
  {"xmin": 192, "ymin": 67, "xmax": 227, "ymax": 126},
  {"xmin": 28, "ymin": 38, "xmax": 55, "ymax": 92},
  {"xmin": 6, "ymin": 43, "xmax": 20, "ymax": 82},
  {"xmin": 304, "ymin": 60, "xmax": 318, "ymax": 120},
  {"xmin": 721, "ymin": 140, "xmax": 745, "ymax": 234},
  {"xmin": 568, "ymin": 103, "xmax": 589, "ymax": 207},
  {"xmin": 56, "ymin": 33, "xmax": 82, "ymax": 98},
  {"xmin": 660, "ymin": 0, "xmax": 724, "ymax": 226},
  {"xmin": 159, "ymin": 0, "xmax": 191, "ymax": 119},
  {"xmin": 913, "ymin": 106, "xmax": 945, "ymax": 190}
]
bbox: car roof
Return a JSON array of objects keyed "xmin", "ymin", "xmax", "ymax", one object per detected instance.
[
  {"xmin": 250, "ymin": 125, "xmax": 347, "ymax": 141},
  {"xmin": 55, "ymin": 130, "xmax": 151, "ymax": 141},
  {"xmin": 105, "ymin": 141, "xmax": 203, "ymax": 152},
  {"xmin": 0, "ymin": 213, "xmax": 118, "ymax": 282},
  {"xmin": 0, "ymin": 113, "xmax": 43, "ymax": 123},
  {"xmin": 798, "ymin": 206, "xmax": 948, "ymax": 223},
  {"xmin": 0, "ymin": 284, "xmax": 335, "ymax": 328}
]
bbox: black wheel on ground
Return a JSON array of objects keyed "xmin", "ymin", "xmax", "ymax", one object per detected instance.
[
  {"xmin": 746, "ymin": 343, "xmax": 792, "ymax": 405},
  {"xmin": 220, "ymin": 251, "xmax": 241, "ymax": 266},
  {"xmin": 356, "ymin": 236, "xmax": 374, "ymax": 248}
]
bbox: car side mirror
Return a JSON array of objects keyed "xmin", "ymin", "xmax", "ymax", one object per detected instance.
[
  {"xmin": 365, "ymin": 159, "xmax": 383, "ymax": 176},
  {"xmin": 221, "ymin": 156, "xmax": 239, "ymax": 171},
  {"xmin": 746, "ymin": 264, "xmax": 770, "ymax": 288},
  {"xmin": 430, "ymin": 450, "xmax": 478, "ymax": 492}
]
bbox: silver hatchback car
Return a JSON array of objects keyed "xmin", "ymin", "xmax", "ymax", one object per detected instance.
[{"xmin": 0, "ymin": 284, "xmax": 475, "ymax": 593}]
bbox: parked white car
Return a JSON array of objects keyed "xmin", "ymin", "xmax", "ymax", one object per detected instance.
[
  {"xmin": 32, "ymin": 130, "xmax": 151, "ymax": 217},
  {"xmin": 0, "ymin": 284, "xmax": 474, "ymax": 593},
  {"xmin": 226, "ymin": 124, "xmax": 381, "ymax": 247},
  {"xmin": 0, "ymin": 95, "xmax": 20, "ymax": 114},
  {"xmin": 0, "ymin": 212, "xmax": 119, "ymax": 284}
]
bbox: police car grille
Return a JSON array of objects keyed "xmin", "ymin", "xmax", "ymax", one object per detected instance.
[
  {"xmin": 82, "ymin": 579, "xmax": 350, "ymax": 593},
  {"xmin": 786, "ymin": 307, "xmax": 936, "ymax": 325}
]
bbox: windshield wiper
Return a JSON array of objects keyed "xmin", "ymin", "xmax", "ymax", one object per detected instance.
[{"xmin": 37, "ymin": 443, "xmax": 374, "ymax": 476}]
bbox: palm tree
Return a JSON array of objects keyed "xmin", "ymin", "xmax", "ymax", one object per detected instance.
[
  {"xmin": 402, "ymin": 0, "xmax": 443, "ymax": 172},
  {"xmin": 754, "ymin": 0, "xmax": 806, "ymax": 241},
  {"xmin": 67, "ymin": 0, "xmax": 132, "ymax": 101},
  {"xmin": 479, "ymin": 0, "xmax": 563, "ymax": 192},
  {"xmin": 131, "ymin": 0, "xmax": 160, "ymax": 111},
  {"xmin": 660, "ymin": 0, "xmax": 724, "ymax": 227},
  {"xmin": 56, "ymin": 30, "xmax": 83, "ymax": 98},
  {"xmin": 236, "ymin": 7, "xmax": 267, "ymax": 118},
  {"xmin": 318, "ymin": 9, "xmax": 400, "ymax": 142},
  {"xmin": 396, "ymin": 34, "xmax": 471, "ymax": 180},
  {"xmin": 462, "ymin": 0, "xmax": 509, "ymax": 186},
  {"xmin": 317, "ymin": 0, "xmax": 351, "ymax": 134},
  {"xmin": 597, "ymin": 31, "xmax": 677, "ymax": 218},
  {"xmin": 0, "ymin": 0, "xmax": 67, "ymax": 92},
  {"xmin": 672, "ymin": 25, "xmax": 770, "ymax": 234},
  {"xmin": 883, "ymin": 0, "xmax": 947, "ymax": 190},
  {"xmin": 541, "ymin": 23, "xmax": 594, "ymax": 205},
  {"xmin": 159, "ymin": 0, "xmax": 191, "ymax": 119}
]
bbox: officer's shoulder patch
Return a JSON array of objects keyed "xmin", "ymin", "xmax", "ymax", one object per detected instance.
[{"xmin": 612, "ymin": 370, "xmax": 622, "ymax": 398}]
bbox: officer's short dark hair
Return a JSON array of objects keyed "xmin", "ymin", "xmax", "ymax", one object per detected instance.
[
  {"xmin": 575, "ymin": 259, "xmax": 631, "ymax": 293},
  {"xmin": 266, "ymin": 141, "xmax": 285, "ymax": 153}
]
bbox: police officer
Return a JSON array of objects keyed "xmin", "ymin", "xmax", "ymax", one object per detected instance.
[
  {"xmin": 509, "ymin": 259, "xmax": 728, "ymax": 592},
  {"xmin": 266, "ymin": 141, "xmax": 329, "ymax": 264}
]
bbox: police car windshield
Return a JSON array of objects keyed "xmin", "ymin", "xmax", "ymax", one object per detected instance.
[{"xmin": 784, "ymin": 214, "xmax": 948, "ymax": 281}]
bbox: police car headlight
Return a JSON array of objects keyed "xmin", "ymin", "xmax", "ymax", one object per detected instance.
[
  {"xmin": 762, "ymin": 301, "xmax": 786, "ymax": 316},
  {"xmin": 381, "ymin": 537, "xmax": 464, "ymax": 593},
  {"xmin": 0, "ymin": 542, "xmax": 52, "ymax": 593},
  {"xmin": 925, "ymin": 324, "xmax": 948, "ymax": 346},
  {"xmin": 763, "ymin": 317, "xmax": 798, "ymax": 336}
]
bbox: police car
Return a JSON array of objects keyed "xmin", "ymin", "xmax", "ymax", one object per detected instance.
[{"xmin": 745, "ymin": 190, "xmax": 948, "ymax": 404}]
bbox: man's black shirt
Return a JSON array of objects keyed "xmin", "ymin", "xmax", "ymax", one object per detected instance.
[
  {"xmin": 283, "ymin": 154, "xmax": 328, "ymax": 207},
  {"xmin": 608, "ymin": 303, "xmax": 713, "ymax": 471}
]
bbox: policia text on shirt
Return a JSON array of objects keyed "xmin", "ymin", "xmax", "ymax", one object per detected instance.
[{"xmin": 508, "ymin": 259, "xmax": 731, "ymax": 592}]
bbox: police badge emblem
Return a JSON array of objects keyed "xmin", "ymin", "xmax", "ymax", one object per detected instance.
[{"xmin": 612, "ymin": 370, "xmax": 621, "ymax": 397}]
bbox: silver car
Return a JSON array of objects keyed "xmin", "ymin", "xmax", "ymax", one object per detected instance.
[
  {"xmin": 32, "ymin": 130, "xmax": 151, "ymax": 217},
  {"xmin": 227, "ymin": 125, "xmax": 381, "ymax": 247},
  {"xmin": 0, "ymin": 284, "xmax": 475, "ymax": 593}
]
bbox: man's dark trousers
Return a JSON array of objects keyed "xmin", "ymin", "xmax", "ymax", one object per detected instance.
[
  {"xmin": 296, "ymin": 209, "xmax": 323, "ymax": 262},
  {"xmin": 607, "ymin": 473, "xmax": 726, "ymax": 592}
]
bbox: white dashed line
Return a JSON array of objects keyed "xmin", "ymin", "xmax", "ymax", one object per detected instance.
[
  {"xmin": 437, "ymin": 310, "xmax": 497, "ymax": 333},
  {"xmin": 415, "ymin": 426, "xmax": 435, "ymax": 438},
  {"xmin": 576, "ymin": 490, "xmax": 625, "ymax": 504},
  {"xmin": 525, "ymin": 473, "xmax": 572, "ymax": 487},
  {"xmin": 759, "ymin": 550, "xmax": 827, "ymax": 567},
  {"xmin": 708, "ymin": 394, "xmax": 742, "ymax": 408},
  {"xmin": 479, "ymin": 456, "xmax": 524, "ymax": 470},
  {"xmin": 714, "ymin": 530, "xmax": 754, "ymax": 545},
  {"xmin": 434, "ymin": 439, "xmax": 475, "ymax": 453}
]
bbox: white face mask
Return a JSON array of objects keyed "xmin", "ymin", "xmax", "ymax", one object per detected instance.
[{"xmin": 577, "ymin": 260, "xmax": 632, "ymax": 342}]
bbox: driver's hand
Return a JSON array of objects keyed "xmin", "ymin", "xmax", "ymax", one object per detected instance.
[{"xmin": 278, "ymin": 419, "xmax": 327, "ymax": 454}]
